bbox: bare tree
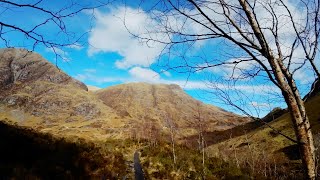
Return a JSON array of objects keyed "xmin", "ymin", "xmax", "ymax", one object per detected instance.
[
  {"xmin": 194, "ymin": 102, "xmax": 206, "ymax": 175},
  {"xmin": 126, "ymin": 0, "xmax": 320, "ymax": 179},
  {"xmin": 0, "ymin": 0, "xmax": 109, "ymax": 60},
  {"xmin": 163, "ymin": 112, "xmax": 177, "ymax": 165}
]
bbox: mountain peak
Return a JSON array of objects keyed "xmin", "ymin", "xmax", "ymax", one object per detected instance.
[
  {"xmin": 96, "ymin": 82, "xmax": 249, "ymax": 132},
  {"xmin": 0, "ymin": 48, "xmax": 87, "ymax": 91},
  {"xmin": 107, "ymin": 82, "xmax": 183, "ymax": 90}
]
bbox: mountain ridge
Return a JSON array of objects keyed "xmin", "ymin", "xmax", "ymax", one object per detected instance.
[{"xmin": 0, "ymin": 48, "xmax": 250, "ymax": 141}]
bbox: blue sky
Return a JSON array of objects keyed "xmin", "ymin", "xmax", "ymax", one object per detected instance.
[{"xmin": 0, "ymin": 0, "xmax": 317, "ymax": 117}]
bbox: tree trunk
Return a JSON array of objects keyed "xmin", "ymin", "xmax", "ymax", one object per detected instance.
[
  {"xmin": 274, "ymin": 57, "xmax": 316, "ymax": 179},
  {"xmin": 237, "ymin": 4, "xmax": 316, "ymax": 177},
  {"xmin": 284, "ymin": 91, "xmax": 316, "ymax": 179},
  {"xmin": 271, "ymin": 58, "xmax": 316, "ymax": 179},
  {"xmin": 171, "ymin": 130, "xmax": 176, "ymax": 165}
]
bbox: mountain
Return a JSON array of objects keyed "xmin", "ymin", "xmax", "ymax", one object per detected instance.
[
  {"xmin": 96, "ymin": 83, "xmax": 249, "ymax": 137},
  {"xmin": 0, "ymin": 48, "xmax": 249, "ymax": 141},
  {"xmin": 304, "ymin": 78, "xmax": 320, "ymax": 101},
  {"xmin": 0, "ymin": 48, "xmax": 121, "ymax": 139},
  {"xmin": 2, "ymin": 48, "xmax": 319, "ymax": 178},
  {"xmin": 87, "ymin": 85, "xmax": 101, "ymax": 92}
]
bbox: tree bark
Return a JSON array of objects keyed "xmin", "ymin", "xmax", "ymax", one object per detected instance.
[
  {"xmin": 271, "ymin": 57, "xmax": 316, "ymax": 179},
  {"xmin": 283, "ymin": 88, "xmax": 316, "ymax": 180}
]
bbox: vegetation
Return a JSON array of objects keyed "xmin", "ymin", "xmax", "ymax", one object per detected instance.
[
  {"xmin": 0, "ymin": 119, "xmax": 253, "ymax": 179},
  {"xmin": 140, "ymin": 141, "xmax": 250, "ymax": 179},
  {"xmin": 207, "ymin": 93, "xmax": 320, "ymax": 179},
  {"xmin": 0, "ymin": 120, "xmax": 126, "ymax": 179},
  {"xmin": 1, "ymin": 90, "xmax": 319, "ymax": 179},
  {"xmin": 130, "ymin": 1, "xmax": 320, "ymax": 178}
]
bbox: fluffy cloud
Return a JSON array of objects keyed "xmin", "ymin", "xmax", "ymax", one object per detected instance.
[
  {"xmin": 128, "ymin": 67, "xmax": 210, "ymax": 89},
  {"xmin": 88, "ymin": 7, "xmax": 167, "ymax": 69},
  {"xmin": 74, "ymin": 72, "xmax": 125, "ymax": 84},
  {"xmin": 129, "ymin": 67, "xmax": 160, "ymax": 82}
]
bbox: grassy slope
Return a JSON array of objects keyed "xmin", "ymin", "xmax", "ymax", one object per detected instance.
[
  {"xmin": 1, "ymin": 81, "xmax": 249, "ymax": 142},
  {"xmin": 0, "ymin": 80, "xmax": 131, "ymax": 140},
  {"xmin": 0, "ymin": 119, "xmax": 253, "ymax": 179},
  {"xmin": 207, "ymin": 94, "xmax": 320, "ymax": 178},
  {"xmin": 96, "ymin": 82, "xmax": 250, "ymax": 140}
]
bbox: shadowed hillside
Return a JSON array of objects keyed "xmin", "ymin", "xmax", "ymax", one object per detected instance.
[
  {"xmin": 0, "ymin": 119, "xmax": 254, "ymax": 179},
  {"xmin": 0, "ymin": 120, "xmax": 126, "ymax": 179}
]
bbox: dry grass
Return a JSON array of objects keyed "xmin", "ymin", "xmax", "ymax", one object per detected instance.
[{"xmin": 206, "ymin": 94, "xmax": 320, "ymax": 179}]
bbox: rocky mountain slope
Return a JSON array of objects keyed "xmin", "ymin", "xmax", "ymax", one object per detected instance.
[
  {"xmin": 0, "ymin": 48, "xmax": 249, "ymax": 141},
  {"xmin": 96, "ymin": 83, "xmax": 249, "ymax": 137},
  {"xmin": 0, "ymin": 48, "xmax": 121, "ymax": 139}
]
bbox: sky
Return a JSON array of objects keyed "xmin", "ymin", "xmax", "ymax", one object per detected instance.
[{"xmin": 0, "ymin": 0, "xmax": 317, "ymax": 117}]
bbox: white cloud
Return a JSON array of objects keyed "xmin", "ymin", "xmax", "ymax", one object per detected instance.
[
  {"xmin": 294, "ymin": 68, "xmax": 315, "ymax": 84},
  {"xmin": 88, "ymin": 7, "xmax": 168, "ymax": 69},
  {"xmin": 45, "ymin": 47, "xmax": 70, "ymax": 62},
  {"xmin": 222, "ymin": 59, "xmax": 259, "ymax": 80},
  {"xmin": 129, "ymin": 67, "xmax": 160, "ymax": 82},
  {"xmin": 74, "ymin": 73, "xmax": 124, "ymax": 84},
  {"xmin": 198, "ymin": 58, "xmax": 261, "ymax": 81},
  {"xmin": 162, "ymin": 70, "xmax": 171, "ymax": 77},
  {"xmin": 164, "ymin": 80, "xmax": 208, "ymax": 90},
  {"xmin": 75, "ymin": 66, "xmax": 279, "ymax": 94},
  {"xmin": 67, "ymin": 43, "xmax": 83, "ymax": 50},
  {"xmin": 84, "ymin": 69, "xmax": 97, "ymax": 73},
  {"xmin": 87, "ymin": 85, "xmax": 101, "ymax": 91},
  {"xmin": 251, "ymin": 101, "xmax": 270, "ymax": 108},
  {"xmin": 126, "ymin": 67, "xmax": 278, "ymax": 94}
]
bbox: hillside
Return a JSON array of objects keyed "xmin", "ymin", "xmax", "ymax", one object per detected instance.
[
  {"xmin": 0, "ymin": 48, "xmax": 125, "ymax": 140},
  {"xmin": 96, "ymin": 83, "xmax": 249, "ymax": 139},
  {"xmin": 205, "ymin": 92, "xmax": 320, "ymax": 179},
  {"xmin": 0, "ymin": 119, "xmax": 254, "ymax": 179},
  {"xmin": 0, "ymin": 48, "xmax": 249, "ymax": 141},
  {"xmin": 0, "ymin": 120, "xmax": 127, "ymax": 179},
  {"xmin": 1, "ymin": 48, "xmax": 319, "ymax": 178}
]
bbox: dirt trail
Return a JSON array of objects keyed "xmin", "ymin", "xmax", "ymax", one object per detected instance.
[{"xmin": 134, "ymin": 151, "xmax": 144, "ymax": 180}]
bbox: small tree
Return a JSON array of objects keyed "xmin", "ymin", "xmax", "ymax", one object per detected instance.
[
  {"xmin": 194, "ymin": 102, "xmax": 206, "ymax": 175},
  {"xmin": 163, "ymin": 112, "xmax": 177, "ymax": 165}
]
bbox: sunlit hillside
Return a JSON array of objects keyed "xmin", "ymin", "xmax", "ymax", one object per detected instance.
[{"xmin": 206, "ymin": 93, "xmax": 320, "ymax": 179}]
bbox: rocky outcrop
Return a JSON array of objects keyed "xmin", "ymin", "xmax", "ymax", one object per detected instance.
[
  {"xmin": 72, "ymin": 103, "xmax": 101, "ymax": 120},
  {"xmin": 0, "ymin": 48, "xmax": 87, "ymax": 92},
  {"xmin": 0, "ymin": 48, "xmax": 106, "ymax": 123}
]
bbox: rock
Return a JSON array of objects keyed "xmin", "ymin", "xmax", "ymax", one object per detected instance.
[
  {"xmin": 0, "ymin": 48, "xmax": 87, "ymax": 91},
  {"xmin": 10, "ymin": 109, "xmax": 25, "ymax": 122},
  {"xmin": 72, "ymin": 103, "xmax": 101, "ymax": 120}
]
